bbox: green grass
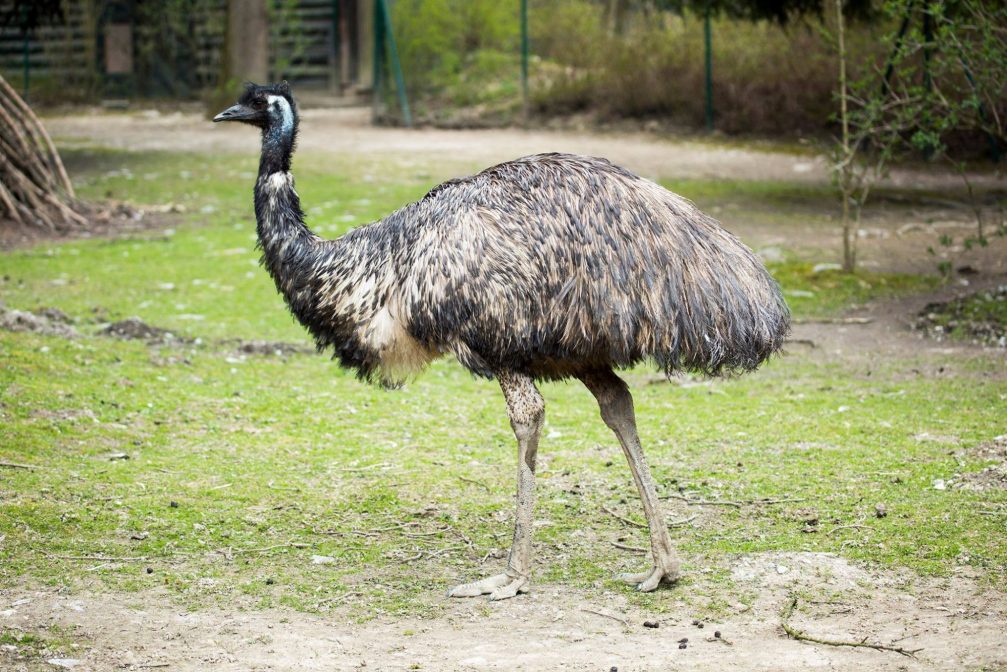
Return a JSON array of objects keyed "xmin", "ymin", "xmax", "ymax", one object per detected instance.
[{"xmin": 1, "ymin": 148, "xmax": 1004, "ymax": 619}]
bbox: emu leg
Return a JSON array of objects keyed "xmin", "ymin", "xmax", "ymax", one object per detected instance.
[
  {"xmin": 448, "ymin": 370, "xmax": 544, "ymax": 601},
  {"xmin": 580, "ymin": 369, "xmax": 681, "ymax": 592}
]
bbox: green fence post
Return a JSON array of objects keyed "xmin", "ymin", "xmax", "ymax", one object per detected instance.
[
  {"xmin": 372, "ymin": 0, "xmax": 385, "ymax": 122},
  {"xmin": 377, "ymin": 0, "xmax": 412, "ymax": 127},
  {"xmin": 521, "ymin": 0, "xmax": 529, "ymax": 118},
  {"xmin": 704, "ymin": 6, "xmax": 713, "ymax": 132}
]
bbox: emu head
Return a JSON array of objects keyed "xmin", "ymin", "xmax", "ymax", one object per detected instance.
[{"xmin": 213, "ymin": 81, "xmax": 296, "ymax": 133}]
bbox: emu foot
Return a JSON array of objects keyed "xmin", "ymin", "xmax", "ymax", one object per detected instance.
[
  {"xmin": 617, "ymin": 562, "xmax": 681, "ymax": 592},
  {"xmin": 447, "ymin": 572, "xmax": 529, "ymax": 601}
]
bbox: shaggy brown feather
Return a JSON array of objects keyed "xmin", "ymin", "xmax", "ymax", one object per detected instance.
[
  {"xmin": 233, "ymin": 83, "xmax": 789, "ymax": 385},
  {"xmin": 260, "ymin": 153, "xmax": 789, "ymax": 384}
]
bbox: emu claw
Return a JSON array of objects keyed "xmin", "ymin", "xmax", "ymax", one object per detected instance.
[{"xmin": 448, "ymin": 572, "xmax": 529, "ymax": 600}]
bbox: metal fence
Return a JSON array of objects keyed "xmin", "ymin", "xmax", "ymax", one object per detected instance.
[{"xmin": 0, "ymin": 0, "xmax": 357, "ymax": 101}]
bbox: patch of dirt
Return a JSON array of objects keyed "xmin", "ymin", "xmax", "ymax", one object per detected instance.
[
  {"xmin": 2, "ymin": 553, "xmax": 1005, "ymax": 671},
  {"xmin": 914, "ymin": 284, "xmax": 1007, "ymax": 348},
  {"xmin": 0, "ymin": 303, "xmax": 79, "ymax": 338},
  {"xmin": 97, "ymin": 317, "xmax": 188, "ymax": 345},
  {"xmin": 226, "ymin": 339, "xmax": 315, "ymax": 357},
  {"xmin": 44, "ymin": 107, "xmax": 1004, "ymax": 191},
  {"xmin": 0, "ymin": 203, "xmax": 177, "ymax": 251},
  {"xmin": 953, "ymin": 435, "xmax": 1007, "ymax": 491},
  {"xmin": 788, "ymin": 273, "xmax": 1007, "ymax": 374},
  {"xmin": 1, "ymin": 306, "xmax": 316, "ymax": 359}
]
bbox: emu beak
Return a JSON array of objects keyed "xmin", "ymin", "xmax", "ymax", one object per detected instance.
[{"xmin": 213, "ymin": 104, "xmax": 254, "ymax": 123}]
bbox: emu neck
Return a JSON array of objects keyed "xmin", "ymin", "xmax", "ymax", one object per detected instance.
[
  {"xmin": 253, "ymin": 114, "xmax": 319, "ymax": 312},
  {"xmin": 259, "ymin": 121, "xmax": 295, "ymax": 175}
]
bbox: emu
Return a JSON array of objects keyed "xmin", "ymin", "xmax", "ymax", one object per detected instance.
[{"xmin": 214, "ymin": 82, "xmax": 790, "ymax": 601}]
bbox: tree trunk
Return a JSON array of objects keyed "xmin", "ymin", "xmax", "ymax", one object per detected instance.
[
  {"xmin": 226, "ymin": 0, "xmax": 269, "ymax": 83},
  {"xmin": 208, "ymin": 0, "xmax": 270, "ymax": 117},
  {"xmin": 835, "ymin": 0, "xmax": 857, "ymax": 273},
  {"xmin": 0, "ymin": 73, "xmax": 85, "ymax": 230}
]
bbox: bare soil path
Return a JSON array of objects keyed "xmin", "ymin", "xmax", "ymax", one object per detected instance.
[
  {"xmin": 3, "ymin": 553, "xmax": 1004, "ymax": 671},
  {"xmin": 46, "ymin": 106, "xmax": 1001, "ymax": 190},
  {"xmin": 47, "ymin": 106, "xmax": 825, "ymax": 182}
]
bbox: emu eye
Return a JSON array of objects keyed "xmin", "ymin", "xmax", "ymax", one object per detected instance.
[{"xmin": 252, "ymin": 98, "xmax": 267, "ymax": 110}]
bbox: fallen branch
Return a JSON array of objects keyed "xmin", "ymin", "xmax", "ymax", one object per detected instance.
[
  {"xmin": 610, "ymin": 541, "xmax": 648, "ymax": 553},
  {"xmin": 339, "ymin": 462, "xmax": 392, "ymax": 473},
  {"xmin": 792, "ymin": 317, "xmax": 873, "ymax": 325},
  {"xmin": 663, "ymin": 494, "xmax": 742, "ymax": 508},
  {"xmin": 580, "ymin": 608, "xmax": 629, "ymax": 626},
  {"xmin": 781, "ymin": 595, "xmax": 922, "ymax": 658},
  {"xmin": 234, "ymin": 541, "xmax": 311, "ymax": 555},
  {"xmin": 662, "ymin": 494, "xmax": 805, "ymax": 508},
  {"xmin": 458, "ymin": 475, "xmax": 492, "ymax": 492},
  {"xmin": 787, "ymin": 338, "xmax": 818, "ymax": 347},
  {"xmin": 43, "ymin": 552, "xmax": 148, "ymax": 562},
  {"xmin": 605, "ymin": 506, "xmax": 698, "ymax": 530},
  {"xmin": 827, "ymin": 524, "xmax": 873, "ymax": 536},
  {"xmin": 603, "ymin": 505, "xmax": 646, "ymax": 528},
  {"xmin": 0, "ymin": 461, "xmax": 39, "ymax": 470},
  {"xmin": 318, "ymin": 591, "xmax": 363, "ymax": 606}
]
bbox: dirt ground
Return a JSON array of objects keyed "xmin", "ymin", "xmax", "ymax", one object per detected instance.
[
  {"xmin": 5, "ymin": 108, "xmax": 1004, "ymax": 671},
  {"xmin": 3, "ymin": 552, "xmax": 1005, "ymax": 672},
  {"xmin": 48, "ymin": 106, "xmax": 1005, "ymax": 190}
]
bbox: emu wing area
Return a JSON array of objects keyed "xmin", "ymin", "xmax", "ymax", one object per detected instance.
[{"xmin": 389, "ymin": 153, "xmax": 789, "ymax": 380}]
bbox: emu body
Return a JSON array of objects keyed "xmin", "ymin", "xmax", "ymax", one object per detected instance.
[{"xmin": 216, "ymin": 83, "xmax": 790, "ymax": 599}]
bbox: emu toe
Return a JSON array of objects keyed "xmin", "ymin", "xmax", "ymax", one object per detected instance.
[
  {"xmin": 448, "ymin": 573, "xmax": 529, "ymax": 600},
  {"xmin": 617, "ymin": 563, "xmax": 681, "ymax": 592}
]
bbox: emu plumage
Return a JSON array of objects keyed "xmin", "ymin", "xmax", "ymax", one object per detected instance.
[{"xmin": 215, "ymin": 82, "xmax": 789, "ymax": 600}]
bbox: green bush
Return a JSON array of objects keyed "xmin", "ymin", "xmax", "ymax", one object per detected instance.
[
  {"xmin": 389, "ymin": 0, "xmax": 889, "ymax": 135},
  {"xmin": 530, "ymin": 5, "xmax": 885, "ymax": 134}
]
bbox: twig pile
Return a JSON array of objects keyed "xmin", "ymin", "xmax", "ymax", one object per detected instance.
[{"xmin": 0, "ymin": 73, "xmax": 85, "ymax": 230}]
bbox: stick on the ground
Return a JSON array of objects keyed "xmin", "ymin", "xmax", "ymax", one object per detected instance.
[
  {"xmin": 781, "ymin": 595, "xmax": 923, "ymax": 658},
  {"xmin": 662, "ymin": 494, "xmax": 805, "ymax": 508},
  {"xmin": 43, "ymin": 552, "xmax": 148, "ymax": 562},
  {"xmin": 234, "ymin": 541, "xmax": 311, "ymax": 554},
  {"xmin": 792, "ymin": 317, "xmax": 874, "ymax": 325},
  {"xmin": 662, "ymin": 493, "xmax": 742, "ymax": 507},
  {"xmin": 0, "ymin": 461, "xmax": 39, "ymax": 470},
  {"xmin": 458, "ymin": 475, "xmax": 492, "ymax": 492},
  {"xmin": 827, "ymin": 523, "xmax": 873, "ymax": 536},
  {"xmin": 339, "ymin": 462, "xmax": 392, "ymax": 472},
  {"xmin": 610, "ymin": 541, "xmax": 648, "ymax": 553},
  {"xmin": 605, "ymin": 506, "xmax": 697, "ymax": 530},
  {"xmin": 581, "ymin": 608, "xmax": 629, "ymax": 626},
  {"xmin": 603, "ymin": 505, "xmax": 647, "ymax": 528}
]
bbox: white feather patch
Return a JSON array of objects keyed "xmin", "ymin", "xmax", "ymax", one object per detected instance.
[{"xmin": 267, "ymin": 95, "xmax": 294, "ymax": 136}]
